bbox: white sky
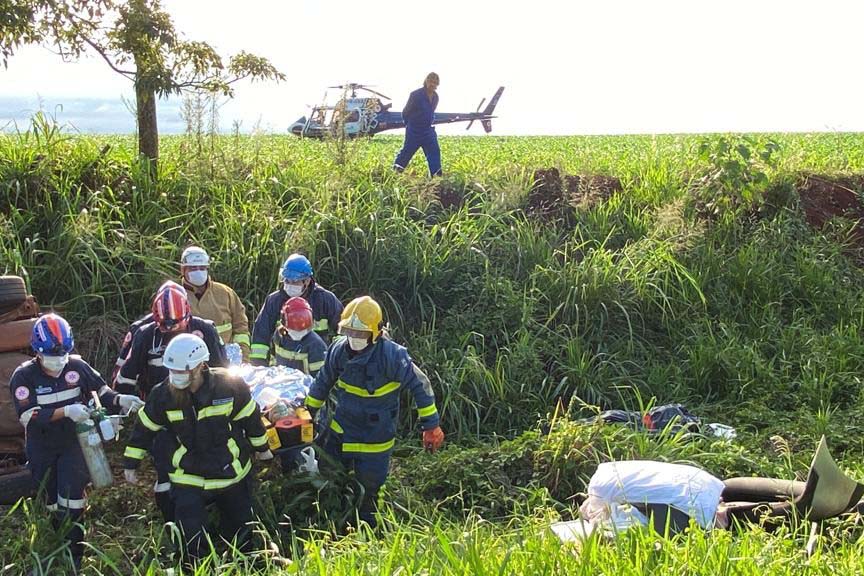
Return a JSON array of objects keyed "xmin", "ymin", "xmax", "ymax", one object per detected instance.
[{"xmin": 1, "ymin": 0, "xmax": 863, "ymax": 135}]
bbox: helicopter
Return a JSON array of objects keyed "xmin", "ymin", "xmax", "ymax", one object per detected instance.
[{"xmin": 289, "ymin": 83, "xmax": 504, "ymax": 138}]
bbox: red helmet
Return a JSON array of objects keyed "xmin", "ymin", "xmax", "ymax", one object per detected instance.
[
  {"xmin": 281, "ymin": 297, "xmax": 313, "ymax": 332},
  {"xmin": 152, "ymin": 284, "xmax": 191, "ymax": 333}
]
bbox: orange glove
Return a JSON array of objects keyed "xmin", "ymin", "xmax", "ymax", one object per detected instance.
[{"xmin": 422, "ymin": 426, "xmax": 445, "ymax": 453}]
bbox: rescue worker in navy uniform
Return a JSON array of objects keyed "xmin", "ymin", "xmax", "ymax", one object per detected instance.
[
  {"xmin": 10, "ymin": 314, "xmax": 143, "ymax": 572},
  {"xmin": 112, "ymin": 280, "xmax": 185, "ymax": 390},
  {"xmin": 304, "ymin": 296, "xmax": 445, "ymax": 527},
  {"xmin": 250, "ymin": 253, "xmax": 343, "ymax": 365},
  {"xmin": 122, "ymin": 334, "xmax": 273, "ymax": 564},
  {"xmin": 394, "ymin": 72, "xmax": 442, "ymax": 176},
  {"xmin": 271, "ymin": 297, "xmax": 327, "ymax": 377},
  {"xmin": 115, "ymin": 284, "xmax": 227, "ymax": 523}
]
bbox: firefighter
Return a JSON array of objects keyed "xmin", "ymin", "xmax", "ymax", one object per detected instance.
[
  {"xmin": 122, "ymin": 333, "xmax": 273, "ymax": 564},
  {"xmin": 271, "ymin": 297, "xmax": 327, "ymax": 377},
  {"xmin": 112, "ymin": 281, "xmax": 186, "ymax": 391},
  {"xmin": 250, "ymin": 253, "xmax": 343, "ymax": 366},
  {"xmin": 115, "ymin": 284, "xmax": 227, "ymax": 523},
  {"xmin": 304, "ymin": 296, "xmax": 445, "ymax": 527},
  {"xmin": 393, "ymin": 72, "xmax": 442, "ymax": 176},
  {"xmin": 180, "ymin": 246, "xmax": 251, "ymax": 362},
  {"xmin": 10, "ymin": 314, "xmax": 142, "ymax": 572}
]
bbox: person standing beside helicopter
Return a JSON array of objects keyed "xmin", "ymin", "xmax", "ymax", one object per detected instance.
[{"xmin": 394, "ymin": 72, "xmax": 442, "ymax": 177}]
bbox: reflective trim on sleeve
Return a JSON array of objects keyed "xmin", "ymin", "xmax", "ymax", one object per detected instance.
[
  {"xmin": 337, "ymin": 380, "xmax": 401, "ymax": 398},
  {"xmin": 330, "ymin": 419, "xmax": 344, "ymax": 434},
  {"xmin": 36, "ymin": 387, "xmax": 81, "ymax": 406},
  {"xmin": 249, "ymin": 434, "xmax": 268, "ymax": 447},
  {"xmin": 138, "ymin": 409, "xmax": 164, "ymax": 432},
  {"xmin": 417, "ymin": 404, "xmax": 438, "ymax": 418},
  {"xmin": 342, "ymin": 439, "xmax": 395, "ymax": 454},
  {"xmin": 124, "ymin": 446, "xmax": 147, "ymax": 460},
  {"xmin": 19, "ymin": 407, "xmax": 39, "ymax": 427},
  {"xmin": 216, "ymin": 322, "xmax": 233, "ymax": 334},
  {"xmin": 250, "ymin": 344, "xmax": 269, "ymax": 360},
  {"xmin": 98, "ymin": 385, "xmax": 112, "ymax": 396},
  {"xmin": 233, "ymin": 333, "xmax": 251, "ymax": 346},
  {"xmin": 313, "ymin": 319, "xmax": 329, "ymax": 332},
  {"xmin": 308, "ymin": 360, "xmax": 325, "ymax": 372},
  {"xmin": 233, "ymin": 399, "xmax": 256, "ymax": 421},
  {"xmin": 305, "ymin": 395, "xmax": 325, "ymax": 409},
  {"xmin": 57, "ymin": 496, "xmax": 86, "ymax": 510},
  {"xmin": 147, "ymin": 357, "xmax": 164, "ymax": 367},
  {"xmin": 46, "ymin": 503, "xmax": 58, "ymax": 512},
  {"xmin": 115, "ymin": 374, "xmax": 137, "ymax": 386}
]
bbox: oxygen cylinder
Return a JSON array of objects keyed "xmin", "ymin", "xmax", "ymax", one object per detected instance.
[{"xmin": 76, "ymin": 420, "xmax": 113, "ymax": 488}]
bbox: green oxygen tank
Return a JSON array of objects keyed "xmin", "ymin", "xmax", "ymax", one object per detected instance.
[{"xmin": 76, "ymin": 418, "xmax": 113, "ymax": 488}]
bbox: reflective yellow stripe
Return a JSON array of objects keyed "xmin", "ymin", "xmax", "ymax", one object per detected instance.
[
  {"xmin": 172, "ymin": 444, "xmax": 188, "ymax": 468},
  {"xmin": 124, "ymin": 446, "xmax": 147, "ymax": 460},
  {"xmin": 308, "ymin": 360, "xmax": 325, "ymax": 372},
  {"xmin": 274, "ymin": 346, "xmax": 307, "ymax": 361},
  {"xmin": 250, "ymin": 434, "xmax": 267, "ymax": 447},
  {"xmin": 198, "ymin": 401, "xmax": 233, "ymax": 420},
  {"xmin": 167, "ymin": 410, "xmax": 184, "ymax": 422},
  {"xmin": 337, "ymin": 380, "xmax": 401, "ymax": 398},
  {"xmin": 305, "ymin": 395, "xmax": 325, "ymax": 408},
  {"xmin": 330, "ymin": 419, "xmax": 344, "ymax": 434},
  {"xmin": 138, "ymin": 409, "xmax": 164, "ymax": 432},
  {"xmin": 233, "ymin": 399, "xmax": 256, "ymax": 421},
  {"xmin": 228, "ymin": 438, "xmax": 240, "ymax": 459},
  {"xmin": 342, "ymin": 439, "xmax": 395, "ymax": 453},
  {"xmin": 313, "ymin": 319, "xmax": 329, "ymax": 332},
  {"xmin": 169, "ymin": 459, "xmax": 252, "ymax": 490},
  {"xmin": 215, "ymin": 322, "xmax": 232, "ymax": 333},
  {"xmin": 233, "ymin": 333, "xmax": 251, "ymax": 346},
  {"xmin": 250, "ymin": 344, "xmax": 269, "ymax": 359},
  {"xmin": 417, "ymin": 404, "xmax": 438, "ymax": 418}
]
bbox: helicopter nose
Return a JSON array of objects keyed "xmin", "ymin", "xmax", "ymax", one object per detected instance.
[{"xmin": 290, "ymin": 117, "xmax": 306, "ymax": 135}]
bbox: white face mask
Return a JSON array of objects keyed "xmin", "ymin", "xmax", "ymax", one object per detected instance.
[
  {"xmin": 41, "ymin": 354, "xmax": 69, "ymax": 373},
  {"xmin": 283, "ymin": 282, "xmax": 304, "ymax": 297},
  {"xmin": 287, "ymin": 329, "xmax": 309, "ymax": 341},
  {"xmin": 186, "ymin": 270, "xmax": 208, "ymax": 287},
  {"xmin": 169, "ymin": 371, "xmax": 191, "ymax": 389},
  {"xmin": 347, "ymin": 336, "xmax": 370, "ymax": 351}
]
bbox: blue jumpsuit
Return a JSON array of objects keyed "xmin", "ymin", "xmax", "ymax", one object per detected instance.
[
  {"xmin": 394, "ymin": 87, "xmax": 441, "ymax": 176},
  {"xmin": 250, "ymin": 282, "xmax": 343, "ymax": 365},
  {"xmin": 9, "ymin": 356, "xmax": 118, "ymax": 565},
  {"xmin": 271, "ymin": 329, "xmax": 328, "ymax": 377},
  {"xmin": 305, "ymin": 337, "xmax": 439, "ymax": 526}
]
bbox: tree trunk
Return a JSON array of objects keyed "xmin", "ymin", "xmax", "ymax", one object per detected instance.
[{"xmin": 136, "ymin": 83, "xmax": 159, "ymax": 169}]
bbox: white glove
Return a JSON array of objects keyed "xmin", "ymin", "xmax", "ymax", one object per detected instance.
[
  {"xmin": 298, "ymin": 446, "xmax": 319, "ymax": 474},
  {"xmin": 256, "ymin": 449, "xmax": 274, "ymax": 461},
  {"xmin": 63, "ymin": 404, "xmax": 91, "ymax": 423},
  {"xmin": 124, "ymin": 469, "xmax": 139, "ymax": 485},
  {"xmin": 116, "ymin": 394, "xmax": 145, "ymax": 413}
]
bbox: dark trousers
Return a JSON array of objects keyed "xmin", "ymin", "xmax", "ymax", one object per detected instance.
[
  {"xmin": 394, "ymin": 130, "xmax": 442, "ymax": 176},
  {"xmin": 172, "ymin": 478, "xmax": 254, "ymax": 562},
  {"xmin": 321, "ymin": 431, "xmax": 391, "ymax": 527},
  {"xmin": 28, "ymin": 439, "xmax": 89, "ymax": 566}
]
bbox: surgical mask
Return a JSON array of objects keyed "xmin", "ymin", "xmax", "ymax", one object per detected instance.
[
  {"xmin": 186, "ymin": 270, "xmax": 208, "ymax": 287},
  {"xmin": 347, "ymin": 336, "xmax": 370, "ymax": 352},
  {"xmin": 169, "ymin": 371, "xmax": 191, "ymax": 389},
  {"xmin": 287, "ymin": 329, "xmax": 309, "ymax": 341},
  {"xmin": 283, "ymin": 282, "xmax": 304, "ymax": 297},
  {"xmin": 41, "ymin": 354, "xmax": 69, "ymax": 373}
]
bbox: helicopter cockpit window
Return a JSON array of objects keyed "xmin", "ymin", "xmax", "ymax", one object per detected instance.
[{"xmin": 345, "ymin": 110, "xmax": 360, "ymax": 123}]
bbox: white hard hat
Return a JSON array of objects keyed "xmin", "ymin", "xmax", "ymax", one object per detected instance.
[
  {"xmin": 162, "ymin": 333, "xmax": 210, "ymax": 371},
  {"xmin": 180, "ymin": 246, "xmax": 210, "ymax": 267}
]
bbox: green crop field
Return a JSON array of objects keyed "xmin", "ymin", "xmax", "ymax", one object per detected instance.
[{"xmin": 3, "ymin": 119, "xmax": 864, "ymax": 574}]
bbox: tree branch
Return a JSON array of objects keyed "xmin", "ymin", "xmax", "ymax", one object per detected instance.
[{"xmin": 83, "ymin": 37, "xmax": 135, "ymax": 78}]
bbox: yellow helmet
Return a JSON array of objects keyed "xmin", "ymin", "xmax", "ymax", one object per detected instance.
[{"xmin": 338, "ymin": 296, "xmax": 383, "ymax": 342}]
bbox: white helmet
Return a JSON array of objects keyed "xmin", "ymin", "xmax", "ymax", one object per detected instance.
[
  {"xmin": 180, "ymin": 246, "xmax": 210, "ymax": 267},
  {"xmin": 163, "ymin": 333, "xmax": 210, "ymax": 371}
]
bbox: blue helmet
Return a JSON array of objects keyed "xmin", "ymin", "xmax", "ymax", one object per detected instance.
[
  {"xmin": 31, "ymin": 313, "xmax": 74, "ymax": 355},
  {"xmin": 281, "ymin": 254, "xmax": 313, "ymax": 282}
]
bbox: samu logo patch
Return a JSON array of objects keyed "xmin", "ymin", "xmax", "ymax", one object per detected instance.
[{"xmin": 65, "ymin": 371, "xmax": 80, "ymax": 384}]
